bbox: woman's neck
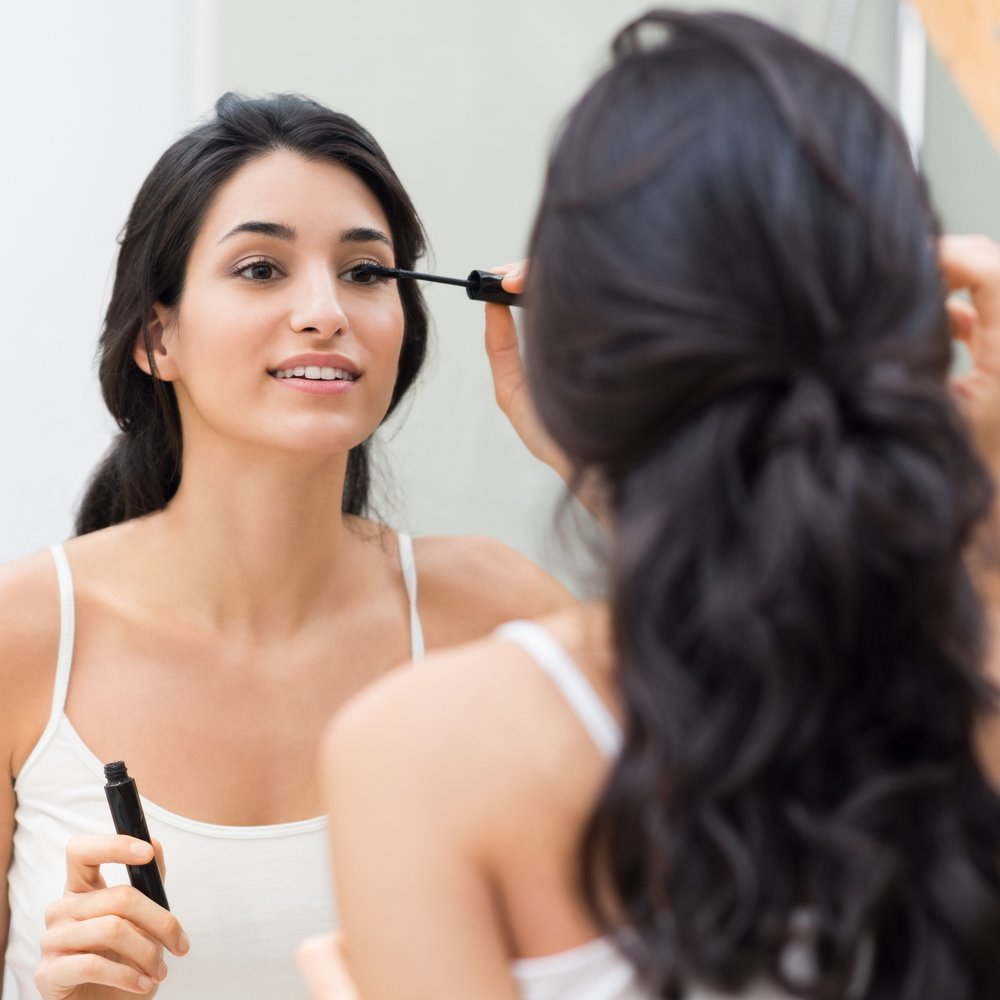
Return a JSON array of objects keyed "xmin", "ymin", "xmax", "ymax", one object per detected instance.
[{"xmin": 130, "ymin": 442, "xmax": 382, "ymax": 637}]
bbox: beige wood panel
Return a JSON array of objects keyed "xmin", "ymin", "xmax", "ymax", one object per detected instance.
[{"xmin": 908, "ymin": 0, "xmax": 1000, "ymax": 152}]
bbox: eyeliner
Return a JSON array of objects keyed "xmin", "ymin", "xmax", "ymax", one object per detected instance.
[
  {"xmin": 356, "ymin": 264, "xmax": 522, "ymax": 307},
  {"xmin": 103, "ymin": 760, "xmax": 170, "ymax": 910}
]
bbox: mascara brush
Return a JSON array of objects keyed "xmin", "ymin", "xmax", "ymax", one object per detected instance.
[{"xmin": 355, "ymin": 263, "xmax": 522, "ymax": 307}]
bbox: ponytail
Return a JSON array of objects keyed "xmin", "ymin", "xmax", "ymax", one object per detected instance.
[{"xmin": 581, "ymin": 373, "xmax": 1000, "ymax": 998}]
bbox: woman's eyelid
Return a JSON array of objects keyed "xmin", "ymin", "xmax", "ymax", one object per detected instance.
[{"xmin": 343, "ymin": 252, "xmax": 393, "ymax": 271}]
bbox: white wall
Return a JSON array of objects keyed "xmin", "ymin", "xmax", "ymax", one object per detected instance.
[
  {"xmin": 1, "ymin": 16, "xmax": 191, "ymax": 992},
  {"xmin": 2, "ymin": 0, "xmax": 993, "ymax": 592},
  {"xmin": 0, "ymin": 2, "xmax": 204, "ymax": 563}
]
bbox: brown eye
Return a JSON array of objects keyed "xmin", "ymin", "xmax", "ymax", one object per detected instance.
[
  {"xmin": 234, "ymin": 259, "xmax": 282, "ymax": 281},
  {"xmin": 343, "ymin": 261, "xmax": 392, "ymax": 285}
]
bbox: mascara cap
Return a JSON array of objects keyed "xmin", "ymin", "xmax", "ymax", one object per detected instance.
[{"xmin": 465, "ymin": 270, "xmax": 522, "ymax": 307}]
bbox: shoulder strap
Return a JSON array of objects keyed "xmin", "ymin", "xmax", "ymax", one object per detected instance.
[
  {"xmin": 47, "ymin": 543, "xmax": 76, "ymax": 718},
  {"xmin": 496, "ymin": 620, "xmax": 622, "ymax": 758},
  {"xmin": 396, "ymin": 533, "xmax": 425, "ymax": 663}
]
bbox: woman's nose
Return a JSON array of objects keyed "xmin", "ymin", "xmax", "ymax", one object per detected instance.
[{"xmin": 289, "ymin": 269, "xmax": 348, "ymax": 338}]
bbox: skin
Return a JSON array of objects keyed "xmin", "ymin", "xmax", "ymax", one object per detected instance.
[
  {"xmin": 295, "ymin": 235, "xmax": 1000, "ymax": 999},
  {"xmin": 0, "ymin": 151, "xmax": 574, "ymax": 999}
]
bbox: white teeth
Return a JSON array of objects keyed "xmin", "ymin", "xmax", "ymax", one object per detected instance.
[{"xmin": 272, "ymin": 366, "xmax": 357, "ymax": 381}]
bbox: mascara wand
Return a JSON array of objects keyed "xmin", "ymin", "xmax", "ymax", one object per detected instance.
[{"xmin": 355, "ymin": 263, "xmax": 522, "ymax": 307}]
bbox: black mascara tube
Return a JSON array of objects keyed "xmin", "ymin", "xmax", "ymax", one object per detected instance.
[
  {"xmin": 103, "ymin": 760, "xmax": 170, "ymax": 910},
  {"xmin": 465, "ymin": 270, "xmax": 521, "ymax": 307}
]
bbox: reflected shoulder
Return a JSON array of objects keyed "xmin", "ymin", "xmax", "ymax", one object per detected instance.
[
  {"xmin": 412, "ymin": 534, "xmax": 578, "ymax": 646},
  {"xmin": 0, "ymin": 547, "xmax": 62, "ymax": 661},
  {"xmin": 0, "ymin": 548, "xmax": 63, "ymax": 773}
]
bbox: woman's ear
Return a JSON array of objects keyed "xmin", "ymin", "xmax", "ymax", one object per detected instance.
[{"xmin": 133, "ymin": 302, "xmax": 179, "ymax": 380}]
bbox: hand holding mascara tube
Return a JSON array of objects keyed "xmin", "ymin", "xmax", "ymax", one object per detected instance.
[
  {"xmin": 104, "ymin": 759, "xmax": 170, "ymax": 910},
  {"xmin": 35, "ymin": 827, "xmax": 189, "ymax": 998}
]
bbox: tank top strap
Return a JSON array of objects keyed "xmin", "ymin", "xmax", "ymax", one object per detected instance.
[
  {"xmin": 496, "ymin": 619, "xmax": 622, "ymax": 758},
  {"xmin": 396, "ymin": 532, "xmax": 425, "ymax": 663},
  {"xmin": 47, "ymin": 543, "xmax": 76, "ymax": 719}
]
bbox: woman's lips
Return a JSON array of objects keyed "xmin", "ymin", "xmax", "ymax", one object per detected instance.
[{"xmin": 269, "ymin": 370, "xmax": 359, "ymax": 395}]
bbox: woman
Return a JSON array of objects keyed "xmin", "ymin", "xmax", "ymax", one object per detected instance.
[
  {"xmin": 0, "ymin": 92, "xmax": 572, "ymax": 999},
  {"xmin": 303, "ymin": 11, "xmax": 1000, "ymax": 1000}
]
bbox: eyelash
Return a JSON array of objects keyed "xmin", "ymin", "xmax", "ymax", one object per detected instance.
[
  {"xmin": 344, "ymin": 258, "xmax": 392, "ymax": 285},
  {"xmin": 230, "ymin": 257, "xmax": 391, "ymax": 285}
]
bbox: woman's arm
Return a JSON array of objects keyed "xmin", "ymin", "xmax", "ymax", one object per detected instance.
[
  {"xmin": 943, "ymin": 235, "xmax": 1000, "ymax": 783},
  {"xmin": 484, "ymin": 266, "xmax": 607, "ymax": 521},
  {"xmin": 1, "ymin": 774, "xmax": 13, "ymax": 996},
  {"xmin": 0, "ymin": 555, "xmax": 188, "ymax": 999},
  {"xmin": 0, "ymin": 553, "xmax": 61, "ymax": 998},
  {"xmin": 944, "ymin": 234, "xmax": 1000, "ymax": 473},
  {"xmin": 484, "ymin": 264, "xmax": 572, "ymax": 485}
]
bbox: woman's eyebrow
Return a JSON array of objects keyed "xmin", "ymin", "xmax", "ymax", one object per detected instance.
[
  {"xmin": 217, "ymin": 220, "xmax": 296, "ymax": 245},
  {"xmin": 341, "ymin": 226, "xmax": 392, "ymax": 248}
]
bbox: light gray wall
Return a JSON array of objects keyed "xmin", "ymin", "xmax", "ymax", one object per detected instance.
[
  {"xmin": 923, "ymin": 49, "xmax": 1000, "ymax": 240},
  {"xmin": 2, "ymin": 0, "xmax": 996, "ymax": 592}
]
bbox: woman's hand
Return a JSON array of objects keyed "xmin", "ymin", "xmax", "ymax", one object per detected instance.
[
  {"xmin": 484, "ymin": 262, "xmax": 573, "ymax": 484},
  {"xmin": 34, "ymin": 835, "xmax": 189, "ymax": 999},
  {"xmin": 485, "ymin": 263, "xmax": 610, "ymax": 522},
  {"xmin": 942, "ymin": 234, "xmax": 1000, "ymax": 472},
  {"xmin": 296, "ymin": 931, "xmax": 358, "ymax": 1000}
]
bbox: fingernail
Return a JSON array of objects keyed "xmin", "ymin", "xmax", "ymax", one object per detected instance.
[
  {"xmin": 157, "ymin": 961, "xmax": 168, "ymax": 980},
  {"xmin": 129, "ymin": 841, "xmax": 152, "ymax": 858},
  {"xmin": 178, "ymin": 932, "xmax": 190, "ymax": 953},
  {"xmin": 137, "ymin": 975, "xmax": 153, "ymax": 991}
]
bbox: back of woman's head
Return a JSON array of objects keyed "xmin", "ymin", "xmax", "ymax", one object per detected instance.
[
  {"xmin": 76, "ymin": 92, "xmax": 428, "ymax": 534},
  {"xmin": 527, "ymin": 10, "xmax": 1000, "ymax": 998}
]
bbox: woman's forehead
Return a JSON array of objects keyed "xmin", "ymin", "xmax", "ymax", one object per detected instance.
[{"xmin": 197, "ymin": 149, "xmax": 391, "ymax": 247}]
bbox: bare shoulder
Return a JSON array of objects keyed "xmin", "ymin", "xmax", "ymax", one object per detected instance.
[
  {"xmin": 413, "ymin": 534, "xmax": 578, "ymax": 647},
  {"xmin": 323, "ymin": 604, "xmax": 614, "ymax": 842},
  {"xmin": 0, "ymin": 548, "xmax": 63, "ymax": 775}
]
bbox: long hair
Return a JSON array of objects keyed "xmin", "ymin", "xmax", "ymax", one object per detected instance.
[
  {"xmin": 525, "ymin": 11, "xmax": 1000, "ymax": 998},
  {"xmin": 76, "ymin": 92, "xmax": 428, "ymax": 534}
]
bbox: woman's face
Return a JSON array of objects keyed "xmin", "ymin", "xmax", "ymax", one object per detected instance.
[{"xmin": 142, "ymin": 149, "xmax": 405, "ymax": 459}]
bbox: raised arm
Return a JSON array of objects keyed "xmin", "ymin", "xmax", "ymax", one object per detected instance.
[
  {"xmin": 943, "ymin": 235, "xmax": 1000, "ymax": 783},
  {"xmin": 484, "ymin": 266, "xmax": 606, "ymax": 520}
]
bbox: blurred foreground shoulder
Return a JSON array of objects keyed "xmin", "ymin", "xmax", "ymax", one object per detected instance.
[
  {"xmin": 324, "ymin": 604, "xmax": 612, "ymax": 842},
  {"xmin": 0, "ymin": 548, "xmax": 62, "ymax": 775},
  {"xmin": 413, "ymin": 534, "xmax": 577, "ymax": 646},
  {"xmin": 322, "ymin": 635, "xmax": 531, "ymax": 834}
]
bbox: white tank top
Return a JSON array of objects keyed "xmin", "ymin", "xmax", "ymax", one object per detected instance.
[
  {"xmin": 3, "ymin": 534, "xmax": 425, "ymax": 1000},
  {"xmin": 496, "ymin": 621, "xmax": 797, "ymax": 1000}
]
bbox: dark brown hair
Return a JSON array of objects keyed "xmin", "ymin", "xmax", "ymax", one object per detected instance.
[
  {"xmin": 527, "ymin": 11, "xmax": 1000, "ymax": 998},
  {"xmin": 76, "ymin": 92, "xmax": 428, "ymax": 534}
]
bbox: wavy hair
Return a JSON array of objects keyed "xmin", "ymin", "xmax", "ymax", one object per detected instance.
[
  {"xmin": 525, "ymin": 11, "xmax": 1000, "ymax": 999},
  {"xmin": 76, "ymin": 92, "xmax": 428, "ymax": 534}
]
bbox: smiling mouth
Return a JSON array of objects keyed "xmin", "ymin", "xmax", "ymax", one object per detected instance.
[{"xmin": 270, "ymin": 365, "xmax": 359, "ymax": 382}]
